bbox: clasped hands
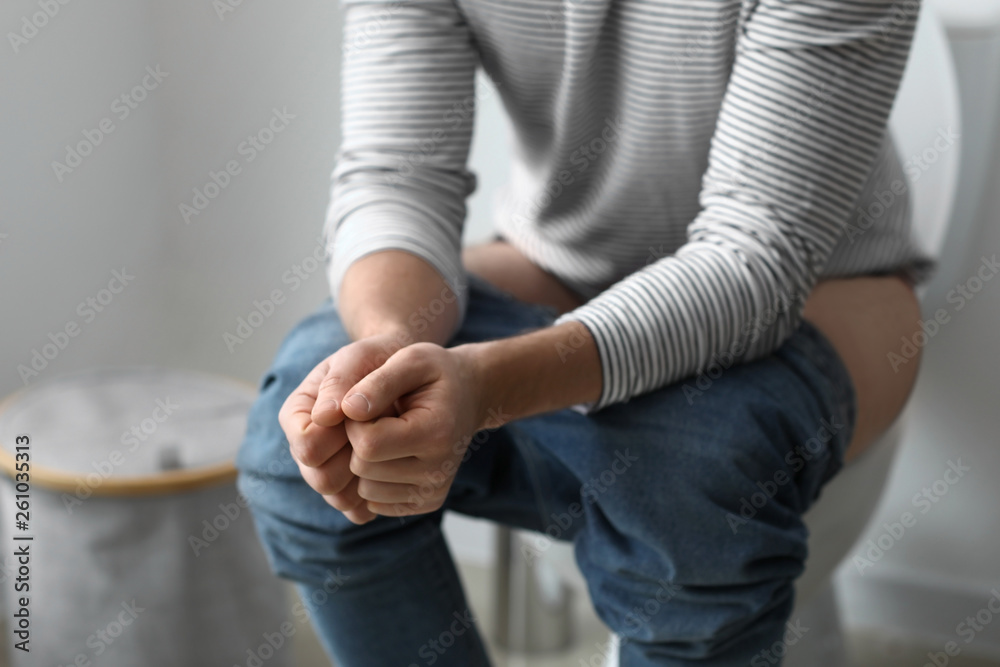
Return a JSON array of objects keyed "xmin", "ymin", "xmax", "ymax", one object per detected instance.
[{"xmin": 279, "ymin": 332, "xmax": 492, "ymax": 525}]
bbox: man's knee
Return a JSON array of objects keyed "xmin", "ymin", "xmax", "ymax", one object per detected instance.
[
  {"xmin": 238, "ymin": 468, "xmax": 446, "ymax": 588},
  {"xmin": 574, "ymin": 386, "xmax": 818, "ymax": 606},
  {"xmin": 614, "ymin": 356, "xmax": 842, "ymax": 527}
]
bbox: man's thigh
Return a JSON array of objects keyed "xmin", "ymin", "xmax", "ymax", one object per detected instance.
[
  {"xmin": 504, "ymin": 316, "xmax": 857, "ymax": 581},
  {"xmin": 482, "ymin": 317, "xmax": 856, "ymax": 657}
]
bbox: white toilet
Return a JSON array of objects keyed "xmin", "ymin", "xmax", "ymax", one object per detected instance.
[
  {"xmin": 480, "ymin": 4, "xmax": 967, "ymax": 665},
  {"xmin": 781, "ymin": 4, "xmax": 964, "ymax": 663}
]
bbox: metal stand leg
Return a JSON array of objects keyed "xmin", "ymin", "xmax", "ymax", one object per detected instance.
[{"xmin": 492, "ymin": 526, "xmax": 574, "ymax": 654}]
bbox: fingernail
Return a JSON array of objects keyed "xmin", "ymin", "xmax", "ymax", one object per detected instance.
[
  {"xmin": 345, "ymin": 393, "xmax": 370, "ymax": 415},
  {"xmin": 318, "ymin": 398, "xmax": 338, "ymax": 413}
]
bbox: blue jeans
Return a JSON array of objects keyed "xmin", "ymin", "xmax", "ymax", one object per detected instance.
[{"xmin": 236, "ymin": 272, "xmax": 856, "ymax": 666}]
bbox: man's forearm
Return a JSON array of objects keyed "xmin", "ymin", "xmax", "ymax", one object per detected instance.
[
  {"xmin": 339, "ymin": 250, "xmax": 461, "ymax": 346},
  {"xmin": 457, "ymin": 321, "xmax": 603, "ymax": 430}
]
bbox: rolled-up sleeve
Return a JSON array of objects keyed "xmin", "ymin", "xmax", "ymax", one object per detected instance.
[
  {"xmin": 325, "ymin": 0, "xmax": 478, "ymax": 328},
  {"xmin": 555, "ymin": 0, "xmax": 920, "ymax": 412}
]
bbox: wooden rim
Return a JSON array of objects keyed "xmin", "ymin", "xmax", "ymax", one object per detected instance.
[
  {"xmin": 0, "ymin": 369, "xmax": 255, "ymax": 496},
  {"xmin": 0, "ymin": 448, "xmax": 237, "ymax": 496}
]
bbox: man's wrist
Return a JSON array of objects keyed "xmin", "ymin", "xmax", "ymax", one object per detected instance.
[{"xmin": 452, "ymin": 320, "xmax": 603, "ymax": 431}]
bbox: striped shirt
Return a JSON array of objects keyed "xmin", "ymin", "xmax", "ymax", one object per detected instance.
[{"xmin": 325, "ymin": 0, "xmax": 933, "ymax": 413}]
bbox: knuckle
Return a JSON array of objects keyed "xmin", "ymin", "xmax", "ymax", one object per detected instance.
[
  {"xmin": 407, "ymin": 341, "xmax": 437, "ymax": 357},
  {"xmin": 292, "ymin": 431, "xmax": 334, "ymax": 468},
  {"xmin": 335, "ymin": 340, "xmax": 381, "ymax": 375},
  {"xmin": 352, "ymin": 434, "xmax": 380, "ymax": 461},
  {"xmin": 309, "ymin": 467, "xmax": 347, "ymax": 496},
  {"xmin": 355, "ymin": 478, "xmax": 375, "ymax": 500},
  {"xmin": 292, "ymin": 440, "xmax": 321, "ymax": 467},
  {"xmin": 395, "ymin": 343, "xmax": 420, "ymax": 360},
  {"xmin": 368, "ymin": 369, "xmax": 393, "ymax": 396},
  {"xmin": 318, "ymin": 373, "xmax": 351, "ymax": 395},
  {"xmin": 406, "ymin": 344, "xmax": 437, "ymax": 369},
  {"xmin": 348, "ymin": 454, "xmax": 369, "ymax": 477}
]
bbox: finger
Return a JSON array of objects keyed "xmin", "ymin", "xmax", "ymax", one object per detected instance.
[
  {"xmin": 343, "ymin": 503, "xmax": 378, "ymax": 525},
  {"xmin": 356, "ymin": 478, "xmax": 419, "ymax": 504},
  {"xmin": 322, "ymin": 475, "xmax": 367, "ymax": 513},
  {"xmin": 345, "ymin": 414, "xmax": 432, "ymax": 463},
  {"xmin": 349, "ymin": 451, "xmax": 428, "ymax": 484},
  {"xmin": 311, "ymin": 338, "xmax": 393, "ymax": 427},
  {"xmin": 367, "ymin": 498, "xmax": 443, "ymax": 518},
  {"xmin": 279, "ymin": 359, "xmax": 329, "ymax": 439},
  {"xmin": 281, "ymin": 367, "xmax": 350, "ymax": 469},
  {"xmin": 295, "ymin": 443, "xmax": 355, "ymax": 496},
  {"xmin": 340, "ymin": 345, "xmax": 436, "ymax": 422},
  {"xmin": 326, "ymin": 477, "xmax": 378, "ymax": 525}
]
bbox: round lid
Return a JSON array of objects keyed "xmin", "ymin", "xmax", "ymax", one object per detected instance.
[{"xmin": 0, "ymin": 368, "xmax": 256, "ymax": 495}]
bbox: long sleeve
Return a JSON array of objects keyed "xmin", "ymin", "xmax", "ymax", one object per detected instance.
[
  {"xmin": 554, "ymin": 0, "xmax": 920, "ymax": 412},
  {"xmin": 325, "ymin": 0, "xmax": 479, "ymax": 328}
]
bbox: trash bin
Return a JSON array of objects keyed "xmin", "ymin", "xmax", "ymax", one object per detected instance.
[{"xmin": 0, "ymin": 368, "xmax": 290, "ymax": 667}]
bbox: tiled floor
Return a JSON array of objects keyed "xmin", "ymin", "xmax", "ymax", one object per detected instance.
[{"xmin": 291, "ymin": 562, "xmax": 1000, "ymax": 667}]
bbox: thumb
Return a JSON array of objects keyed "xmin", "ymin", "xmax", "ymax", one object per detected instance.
[
  {"xmin": 341, "ymin": 346, "xmax": 435, "ymax": 421},
  {"xmin": 311, "ymin": 337, "xmax": 393, "ymax": 427}
]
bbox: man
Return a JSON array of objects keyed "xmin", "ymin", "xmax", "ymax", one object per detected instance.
[{"xmin": 238, "ymin": 0, "xmax": 930, "ymax": 663}]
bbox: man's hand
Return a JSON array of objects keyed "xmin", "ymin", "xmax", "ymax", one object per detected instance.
[
  {"xmin": 279, "ymin": 332, "xmax": 405, "ymax": 524},
  {"xmin": 338, "ymin": 342, "xmax": 494, "ymax": 518},
  {"xmin": 281, "ymin": 249, "xmax": 466, "ymax": 525},
  {"xmin": 280, "ymin": 248, "xmax": 601, "ymax": 526}
]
